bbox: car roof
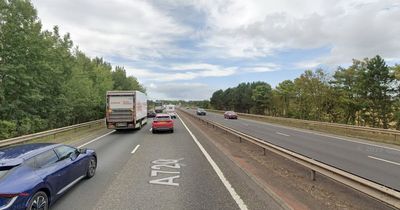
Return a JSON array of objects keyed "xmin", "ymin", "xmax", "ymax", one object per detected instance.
[{"xmin": 0, "ymin": 143, "xmax": 60, "ymax": 166}]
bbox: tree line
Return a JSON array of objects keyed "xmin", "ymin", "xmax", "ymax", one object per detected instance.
[
  {"xmin": 0, "ymin": 0, "xmax": 145, "ymax": 139},
  {"xmin": 211, "ymin": 56, "xmax": 400, "ymax": 129}
]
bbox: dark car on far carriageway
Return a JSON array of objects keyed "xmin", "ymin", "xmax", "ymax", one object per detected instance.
[
  {"xmin": 224, "ymin": 111, "xmax": 238, "ymax": 119},
  {"xmin": 196, "ymin": 108, "xmax": 207, "ymax": 116}
]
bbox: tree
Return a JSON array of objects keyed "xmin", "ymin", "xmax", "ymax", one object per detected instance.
[
  {"xmin": 361, "ymin": 55, "xmax": 395, "ymax": 128},
  {"xmin": 275, "ymin": 80, "xmax": 295, "ymax": 117},
  {"xmin": 251, "ymin": 84, "xmax": 272, "ymax": 114},
  {"xmin": 210, "ymin": 89, "xmax": 224, "ymax": 110},
  {"xmin": 0, "ymin": 0, "xmax": 146, "ymax": 139}
]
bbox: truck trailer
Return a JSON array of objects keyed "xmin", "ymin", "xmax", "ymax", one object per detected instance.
[{"xmin": 106, "ymin": 91, "xmax": 147, "ymax": 130}]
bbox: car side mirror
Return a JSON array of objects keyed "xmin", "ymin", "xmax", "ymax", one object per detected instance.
[{"xmin": 78, "ymin": 148, "xmax": 88, "ymax": 154}]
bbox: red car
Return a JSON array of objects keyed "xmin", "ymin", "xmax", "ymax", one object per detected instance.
[
  {"xmin": 224, "ymin": 111, "xmax": 238, "ymax": 119},
  {"xmin": 152, "ymin": 114, "xmax": 174, "ymax": 133}
]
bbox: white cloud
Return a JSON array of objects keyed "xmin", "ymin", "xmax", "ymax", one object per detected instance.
[
  {"xmin": 125, "ymin": 63, "xmax": 236, "ymax": 82},
  {"xmin": 34, "ymin": 0, "xmax": 190, "ymax": 60},
  {"xmin": 147, "ymin": 82, "xmax": 215, "ymax": 100},
  {"xmin": 32, "ymin": 0, "xmax": 400, "ymax": 100},
  {"xmin": 194, "ymin": 0, "xmax": 400, "ymax": 63},
  {"xmin": 241, "ymin": 63, "xmax": 280, "ymax": 72},
  {"xmin": 171, "ymin": 63, "xmax": 221, "ymax": 71}
]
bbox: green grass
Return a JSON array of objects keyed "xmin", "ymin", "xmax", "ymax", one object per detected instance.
[{"xmin": 15, "ymin": 122, "xmax": 106, "ymax": 146}]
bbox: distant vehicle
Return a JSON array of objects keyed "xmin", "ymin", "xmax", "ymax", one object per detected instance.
[
  {"xmin": 152, "ymin": 114, "xmax": 174, "ymax": 133},
  {"xmin": 106, "ymin": 91, "xmax": 147, "ymax": 130},
  {"xmin": 0, "ymin": 143, "xmax": 97, "ymax": 210},
  {"xmin": 147, "ymin": 110, "xmax": 156, "ymax": 118},
  {"xmin": 224, "ymin": 111, "xmax": 238, "ymax": 119},
  {"xmin": 165, "ymin": 104, "xmax": 176, "ymax": 119},
  {"xmin": 154, "ymin": 101, "xmax": 163, "ymax": 113},
  {"xmin": 196, "ymin": 108, "xmax": 207, "ymax": 116}
]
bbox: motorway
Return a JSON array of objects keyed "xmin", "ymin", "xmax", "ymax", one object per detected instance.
[
  {"xmin": 51, "ymin": 114, "xmax": 283, "ymax": 210},
  {"xmin": 183, "ymin": 109, "xmax": 400, "ymax": 192}
]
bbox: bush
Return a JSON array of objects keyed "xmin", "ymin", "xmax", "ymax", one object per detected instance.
[{"xmin": 0, "ymin": 120, "xmax": 17, "ymax": 140}]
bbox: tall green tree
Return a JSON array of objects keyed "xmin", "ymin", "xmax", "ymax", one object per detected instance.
[
  {"xmin": 251, "ymin": 83, "xmax": 272, "ymax": 114},
  {"xmin": 275, "ymin": 80, "xmax": 295, "ymax": 117}
]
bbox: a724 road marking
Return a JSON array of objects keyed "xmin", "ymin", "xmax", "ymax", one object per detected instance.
[{"xmin": 149, "ymin": 158, "xmax": 184, "ymax": 186}]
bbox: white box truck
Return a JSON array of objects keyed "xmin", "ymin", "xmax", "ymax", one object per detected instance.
[
  {"xmin": 106, "ymin": 91, "xmax": 147, "ymax": 129},
  {"xmin": 165, "ymin": 104, "xmax": 176, "ymax": 119}
]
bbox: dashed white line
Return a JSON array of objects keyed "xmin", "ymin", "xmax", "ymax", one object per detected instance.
[
  {"xmin": 276, "ymin": 132, "xmax": 290, "ymax": 137},
  {"xmin": 177, "ymin": 113, "xmax": 248, "ymax": 210},
  {"xmin": 368, "ymin": 156, "xmax": 400, "ymax": 166},
  {"xmin": 131, "ymin": 144, "xmax": 140, "ymax": 154},
  {"xmin": 78, "ymin": 130, "xmax": 115, "ymax": 148},
  {"xmin": 215, "ymin": 112, "xmax": 400, "ymax": 153}
]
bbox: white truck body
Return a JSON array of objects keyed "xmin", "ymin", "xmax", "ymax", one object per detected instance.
[
  {"xmin": 106, "ymin": 91, "xmax": 147, "ymax": 129},
  {"xmin": 165, "ymin": 104, "xmax": 175, "ymax": 113},
  {"xmin": 165, "ymin": 104, "xmax": 176, "ymax": 119}
]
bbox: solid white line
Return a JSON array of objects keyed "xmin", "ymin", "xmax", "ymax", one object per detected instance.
[
  {"xmin": 368, "ymin": 156, "xmax": 400, "ymax": 166},
  {"xmin": 276, "ymin": 132, "xmax": 290, "ymax": 137},
  {"xmin": 315, "ymin": 133, "xmax": 400, "ymax": 152},
  {"xmin": 131, "ymin": 144, "xmax": 140, "ymax": 154},
  {"xmin": 213, "ymin": 112, "xmax": 400, "ymax": 153},
  {"xmin": 78, "ymin": 130, "xmax": 115, "ymax": 148},
  {"xmin": 177, "ymin": 113, "xmax": 248, "ymax": 210}
]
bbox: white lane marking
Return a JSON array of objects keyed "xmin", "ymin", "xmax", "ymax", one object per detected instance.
[
  {"xmin": 149, "ymin": 128, "xmax": 152, "ymax": 132},
  {"xmin": 368, "ymin": 156, "xmax": 400, "ymax": 166},
  {"xmin": 131, "ymin": 144, "xmax": 140, "ymax": 154},
  {"xmin": 213, "ymin": 112, "xmax": 400, "ymax": 153},
  {"xmin": 276, "ymin": 132, "xmax": 290, "ymax": 137},
  {"xmin": 78, "ymin": 130, "xmax": 115, "ymax": 148},
  {"xmin": 177, "ymin": 113, "xmax": 248, "ymax": 210},
  {"xmin": 315, "ymin": 133, "xmax": 400, "ymax": 152}
]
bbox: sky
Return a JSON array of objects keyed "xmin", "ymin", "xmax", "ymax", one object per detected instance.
[{"xmin": 32, "ymin": 0, "xmax": 400, "ymax": 100}]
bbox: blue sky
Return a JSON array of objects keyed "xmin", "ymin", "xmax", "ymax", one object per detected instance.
[{"xmin": 33, "ymin": 0, "xmax": 400, "ymax": 100}]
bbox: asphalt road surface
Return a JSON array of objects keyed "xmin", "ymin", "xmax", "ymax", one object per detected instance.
[
  {"xmin": 51, "ymin": 115, "xmax": 283, "ymax": 210},
  {"xmin": 184, "ymin": 109, "xmax": 400, "ymax": 192}
]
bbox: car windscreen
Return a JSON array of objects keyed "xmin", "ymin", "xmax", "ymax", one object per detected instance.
[{"xmin": 155, "ymin": 116, "xmax": 170, "ymax": 121}]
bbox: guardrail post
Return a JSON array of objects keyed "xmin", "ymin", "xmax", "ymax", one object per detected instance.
[
  {"xmin": 263, "ymin": 148, "xmax": 266, "ymax": 155},
  {"xmin": 310, "ymin": 170, "xmax": 316, "ymax": 181},
  {"xmin": 239, "ymin": 137, "xmax": 242, "ymax": 143}
]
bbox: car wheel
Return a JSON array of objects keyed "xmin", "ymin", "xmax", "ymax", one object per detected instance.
[
  {"xmin": 170, "ymin": 129, "xmax": 174, "ymax": 133},
  {"xmin": 27, "ymin": 191, "xmax": 48, "ymax": 210},
  {"xmin": 152, "ymin": 129, "xmax": 156, "ymax": 134},
  {"xmin": 86, "ymin": 157, "xmax": 97, "ymax": 179}
]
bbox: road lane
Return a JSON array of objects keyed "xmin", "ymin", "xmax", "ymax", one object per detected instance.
[
  {"xmin": 52, "ymin": 128, "xmax": 145, "ymax": 210},
  {"xmin": 94, "ymin": 116, "xmax": 243, "ymax": 210},
  {"xmin": 185, "ymin": 109, "xmax": 400, "ymax": 191}
]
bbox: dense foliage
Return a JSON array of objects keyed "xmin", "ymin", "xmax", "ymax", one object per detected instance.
[
  {"xmin": 148, "ymin": 100, "xmax": 210, "ymax": 110},
  {"xmin": 211, "ymin": 56, "xmax": 400, "ymax": 129},
  {"xmin": 0, "ymin": 0, "xmax": 145, "ymax": 139}
]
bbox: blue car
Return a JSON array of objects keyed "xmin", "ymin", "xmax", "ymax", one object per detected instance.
[{"xmin": 0, "ymin": 143, "xmax": 97, "ymax": 210}]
